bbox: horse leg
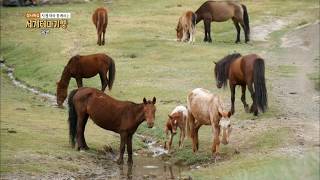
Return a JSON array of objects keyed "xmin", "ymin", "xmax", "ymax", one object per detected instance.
[
  {"xmin": 212, "ymin": 124, "xmax": 221, "ymax": 159},
  {"xmin": 76, "ymin": 78, "xmax": 83, "ymax": 88},
  {"xmin": 97, "ymin": 30, "xmax": 101, "ymax": 45},
  {"xmin": 99, "ymin": 72, "xmax": 107, "ymax": 91},
  {"xmin": 230, "ymin": 84, "xmax": 236, "ymax": 115},
  {"xmin": 81, "ymin": 114, "xmax": 89, "ymax": 149},
  {"xmin": 168, "ymin": 133, "xmax": 174, "ymax": 152},
  {"xmin": 248, "ymin": 84, "xmax": 258, "ymax": 116},
  {"xmin": 127, "ymin": 133, "xmax": 133, "ymax": 165},
  {"xmin": 117, "ymin": 132, "xmax": 127, "ymax": 165},
  {"xmin": 76, "ymin": 113, "xmax": 88, "ymax": 150},
  {"xmin": 241, "ymin": 85, "xmax": 249, "ymax": 113},
  {"xmin": 164, "ymin": 129, "xmax": 169, "ymax": 150},
  {"xmin": 232, "ymin": 18, "xmax": 241, "ymax": 43},
  {"xmin": 240, "ymin": 22, "xmax": 249, "ymax": 43},
  {"xmin": 194, "ymin": 125, "xmax": 201, "ymax": 151},
  {"xmin": 102, "ymin": 29, "xmax": 106, "ymax": 45},
  {"xmin": 204, "ymin": 19, "xmax": 212, "ymax": 42},
  {"xmin": 179, "ymin": 125, "xmax": 186, "ymax": 148},
  {"xmin": 203, "ymin": 20, "xmax": 208, "ymax": 42}
]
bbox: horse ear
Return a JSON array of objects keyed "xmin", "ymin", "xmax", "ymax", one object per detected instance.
[
  {"xmin": 152, "ymin": 97, "xmax": 156, "ymax": 104},
  {"xmin": 168, "ymin": 115, "xmax": 172, "ymax": 119},
  {"xmin": 143, "ymin": 98, "xmax": 147, "ymax": 104},
  {"xmin": 213, "ymin": 61, "xmax": 217, "ymax": 65},
  {"xmin": 227, "ymin": 111, "xmax": 232, "ymax": 118}
]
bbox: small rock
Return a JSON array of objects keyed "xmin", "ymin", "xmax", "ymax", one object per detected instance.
[
  {"xmin": 177, "ymin": 4, "xmax": 182, "ymax": 7},
  {"xmin": 8, "ymin": 130, "xmax": 17, "ymax": 133},
  {"xmin": 15, "ymin": 107, "xmax": 26, "ymax": 111}
]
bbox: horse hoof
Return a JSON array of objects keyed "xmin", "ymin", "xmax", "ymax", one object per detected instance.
[
  {"xmin": 127, "ymin": 160, "xmax": 133, "ymax": 165},
  {"xmin": 235, "ymin": 41, "xmax": 240, "ymax": 44}
]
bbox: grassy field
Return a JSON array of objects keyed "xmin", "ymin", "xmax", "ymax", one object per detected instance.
[{"xmin": 1, "ymin": 0, "xmax": 319, "ymax": 179}]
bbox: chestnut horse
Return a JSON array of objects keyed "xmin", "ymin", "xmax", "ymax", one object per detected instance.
[
  {"xmin": 214, "ymin": 53, "xmax": 268, "ymax": 116},
  {"xmin": 187, "ymin": 88, "xmax": 232, "ymax": 158},
  {"xmin": 67, "ymin": 87, "xmax": 157, "ymax": 165},
  {"xmin": 195, "ymin": 1, "xmax": 250, "ymax": 43},
  {"xmin": 164, "ymin": 105, "xmax": 188, "ymax": 152},
  {"xmin": 56, "ymin": 53, "xmax": 115, "ymax": 106},
  {"xmin": 176, "ymin": 11, "xmax": 196, "ymax": 43},
  {"xmin": 92, "ymin": 7, "xmax": 108, "ymax": 46}
]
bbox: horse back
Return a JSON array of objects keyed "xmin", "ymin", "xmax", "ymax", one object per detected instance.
[
  {"xmin": 68, "ymin": 54, "xmax": 108, "ymax": 78},
  {"xmin": 196, "ymin": 1, "xmax": 241, "ymax": 22},
  {"xmin": 188, "ymin": 88, "xmax": 218, "ymax": 125},
  {"xmin": 76, "ymin": 87, "xmax": 130, "ymax": 132},
  {"xmin": 229, "ymin": 57, "xmax": 246, "ymax": 84}
]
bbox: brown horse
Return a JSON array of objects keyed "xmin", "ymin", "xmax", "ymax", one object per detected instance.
[
  {"xmin": 164, "ymin": 105, "xmax": 188, "ymax": 152},
  {"xmin": 92, "ymin": 7, "xmax": 108, "ymax": 46},
  {"xmin": 187, "ymin": 88, "xmax": 232, "ymax": 158},
  {"xmin": 176, "ymin": 11, "xmax": 196, "ymax": 43},
  {"xmin": 67, "ymin": 87, "xmax": 157, "ymax": 165},
  {"xmin": 195, "ymin": 1, "xmax": 250, "ymax": 43},
  {"xmin": 56, "ymin": 53, "xmax": 115, "ymax": 106},
  {"xmin": 214, "ymin": 53, "xmax": 268, "ymax": 116}
]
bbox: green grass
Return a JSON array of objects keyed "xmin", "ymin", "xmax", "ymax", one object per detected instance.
[
  {"xmin": 183, "ymin": 152, "xmax": 320, "ymax": 180},
  {"xmin": 1, "ymin": 0, "xmax": 319, "ymax": 177}
]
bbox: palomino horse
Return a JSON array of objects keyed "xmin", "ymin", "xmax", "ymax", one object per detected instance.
[
  {"xmin": 164, "ymin": 105, "xmax": 188, "ymax": 152},
  {"xmin": 195, "ymin": 1, "xmax": 250, "ymax": 43},
  {"xmin": 92, "ymin": 7, "xmax": 108, "ymax": 46},
  {"xmin": 68, "ymin": 87, "xmax": 157, "ymax": 165},
  {"xmin": 176, "ymin": 11, "xmax": 196, "ymax": 43},
  {"xmin": 214, "ymin": 53, "xmax": 268, "ymax": 116},
  {"xmin": 187, "ymin": 88, "xmax": 232, "ymax": 158},
  {"xmin": 56, "ymin": 53, "xmax": 115, "ymax": 106}
]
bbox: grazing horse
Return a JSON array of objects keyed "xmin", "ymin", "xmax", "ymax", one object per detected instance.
[
  {"xmin": 195, "ymin": 1, "xmax": 250, "ymax": 43},
  {"xmin": 176, "ymin": 11, "xmax": 196, "ymax": 43},
  {"xmin": 92, "ymin": 7, "xmax": 108, "ymax": 46},
  {"xmin": 56, "ymin": 53, "xmax": 115, "ymax": 106},
  {"xmin": 67, "ymin": 87, "xmax": 157, "ymax": 165},
  {"xmin": 214, "ymin": 53, "xmax": 268, "ymax": 116},
  {"xmin": 164, "ymin": 105, "xmax": 188, "ymax": 152},
  {"xmin": 187, "ymin": 88, "xmax": 232, "ymax": 158}
]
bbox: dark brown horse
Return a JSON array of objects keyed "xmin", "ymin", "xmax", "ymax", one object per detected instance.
[
  {"xmin": 56, "ymin": 53, "xmax": 115, "ymax": 106},
  {"xmin": 195, "ymin": 1, "xmax": 250, "ymax": 43},
  {"xmin": 214, "ymin": 53, "xmax": 268, "ymax": 116},
  {"xmin": 92, "ymin": 7, "xmax": 108, "ymax": 46},
  {"xmin": 68, "ymin": 87, "xmax": 157, "ymax": 165}
]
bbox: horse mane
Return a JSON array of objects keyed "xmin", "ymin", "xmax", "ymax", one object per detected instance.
[{"xmin": 215, "ymin": 53, "xmax": 242, "ymax": 87}]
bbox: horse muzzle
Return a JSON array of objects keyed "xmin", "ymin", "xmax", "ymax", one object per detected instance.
[{"xmin": 147, "ymin": 122, "xmax": 154, "ymax": 128}]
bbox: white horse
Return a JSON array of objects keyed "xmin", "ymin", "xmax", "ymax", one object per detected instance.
[{"xmin": 187, "ymin": 88, "xmax": 232, "ymax": 158}]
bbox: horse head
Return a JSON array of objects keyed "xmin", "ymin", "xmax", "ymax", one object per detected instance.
[
  {"xmin": 218, "ymin": 111, "xmax": 232, "ymax": 145},
  {"xmin": 143, "ymin": 97, "xmax": 157, "ymax": 128},
  {"xmin": 56, "ymin": 81, "xmax": 67, "ymax": 107},
  {"xmin": 168, "ymin": 112, "xmax": 182, "ymax": 134}
]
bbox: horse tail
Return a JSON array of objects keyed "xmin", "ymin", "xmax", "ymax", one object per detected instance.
[
  {"xmin": 107, "ymin": 57, "xmax": 116, "ymax": 90},
  {"xmin": 68, "ymin": 89, "xmax": 79, "ymax": 148},
  {"xmin": 241, "ymin": 4, "xmax": 250, "ymax": 35},
  {"xmin": 253, "ymin": 58, "xmax": 268, "ymax": 113}
]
